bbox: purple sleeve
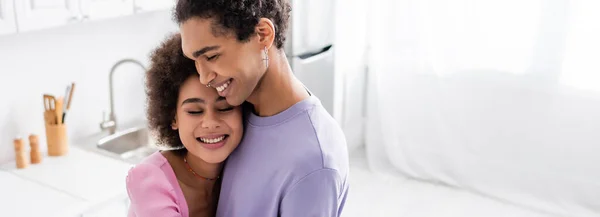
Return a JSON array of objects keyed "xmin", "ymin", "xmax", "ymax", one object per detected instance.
[
  {"xmin": 126, "ymin": 164, "xmax": 183, "ymax": 217},
  {"xmin": 279, "ymin": 169, "xmax": 346, "ymax": 217}
]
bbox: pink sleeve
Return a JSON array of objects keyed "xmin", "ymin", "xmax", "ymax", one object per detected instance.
[{"xmin": 126, "ymin": 163, "xmax": 183, "ymax": 217}]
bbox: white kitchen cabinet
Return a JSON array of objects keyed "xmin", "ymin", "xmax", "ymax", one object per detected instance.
[
  {"xmin": 133, "ymin": 0, "xmax": 174, "ymax": 13},
  {"xmin": 79, "ymin": 0, "xmax": 134, "ymax": 21},
  {"xmin": 6, "ymin": 0, "xmax": 174, "ymax": 35},
  {"xmin": 0, "ymin": 0, "xmax": 17, "ymax": 35},
  {"xmin": 14, "ymin": 0, "xmax": 80, "ymax": 32}
]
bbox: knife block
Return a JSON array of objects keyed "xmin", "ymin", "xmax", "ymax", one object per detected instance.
[{"xmin": 45, "ymin": 124, "xmax": 69, "ymax": 156}]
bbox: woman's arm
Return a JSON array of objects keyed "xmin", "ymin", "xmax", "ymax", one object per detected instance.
[{"xmin": 126, "ymin": 163, "xmax": 183, "ymax": 217}]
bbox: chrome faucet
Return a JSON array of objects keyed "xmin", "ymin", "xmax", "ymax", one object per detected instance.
[{"xmin": 100, "ymin": 59, "xmax": 147, "ymax": 135}]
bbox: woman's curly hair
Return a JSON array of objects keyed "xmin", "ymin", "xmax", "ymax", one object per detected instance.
[
  {"xmin": 174, "ymin": 0, "xmax": 291, "ymax": 49},
  {"xmin": 146, "ymin": 33, "xmax": 196, "ymax": 155}
]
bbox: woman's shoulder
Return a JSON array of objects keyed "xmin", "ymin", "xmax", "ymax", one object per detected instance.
[
  {"xmin": 126, "ymin": 151, "xmax": 188, "ymax": 216},
  {"xmin": 126, "ymin": 151, "xmax": 176, "ymax": 194}
]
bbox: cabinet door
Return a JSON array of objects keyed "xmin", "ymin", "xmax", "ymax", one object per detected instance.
[
  {"xmin": 14, "ymin": 0, "xmax": 79, "ymax": 32},
  {"xmin": 79, "ymin": 0, "xmax": 133, "ymax": 21},
  {"xmin": 133, "ymin": 0, "xmax": 174, "ymax": 13},
  {"xmin": 0, "ymin": 0, "xmax": 17, "ymax": 35}
]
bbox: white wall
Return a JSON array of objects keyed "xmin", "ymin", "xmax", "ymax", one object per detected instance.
[{"xmin": 0, "ymin": 10, "xmax": 178, "ymax": 163}]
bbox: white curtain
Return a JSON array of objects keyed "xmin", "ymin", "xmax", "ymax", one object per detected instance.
[{"xmin": 365, "ymin": 0, "xmax": 600, "ymax": 216}]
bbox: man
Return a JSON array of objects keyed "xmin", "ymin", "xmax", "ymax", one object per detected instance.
[{"xmin": 175, "ymin": 0, "xmax": 349, "ymax": 216}]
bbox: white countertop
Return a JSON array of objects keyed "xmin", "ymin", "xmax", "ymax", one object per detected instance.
[
  {"xmin": 1, "ymin": 146, "xmax": 134, "ymax": 217},
  {"xmin": 0, "ymin": 170, "xmax": 86, "ymax": 217}
]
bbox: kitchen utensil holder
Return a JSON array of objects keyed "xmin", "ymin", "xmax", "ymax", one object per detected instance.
[{"xmin": 45, "ymin": 123, "xmax": 69, "ymax": 156}]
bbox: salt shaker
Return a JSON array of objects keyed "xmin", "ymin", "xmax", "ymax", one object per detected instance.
[
  {"xmin": 14, "ymin": 138, "xmax": 28, "ymax": 169},
  {"xmin": 29, "ymin": 134, "xmax": 42, "ymax": 164}
]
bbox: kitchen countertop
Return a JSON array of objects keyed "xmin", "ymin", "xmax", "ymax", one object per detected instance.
[
  {"xmin": 0, "ymin": 170, "xmax": 87, "ymax": 217},
  {"xmin": 1, "ymin": 144, "xmax": 134, "ymax": 217}
]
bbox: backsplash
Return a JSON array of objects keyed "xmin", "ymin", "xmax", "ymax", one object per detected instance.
[{"xmin": 0, "ymin": 10, "xmax": 178, "ymax": 163}]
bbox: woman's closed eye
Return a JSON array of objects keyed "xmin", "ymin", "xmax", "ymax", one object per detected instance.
[
  {"xmin": 185, "ymin": 107, "xmax": 231, "ymax": 114},
  {"xmin": 187, "ymin": 110, "xmax": 203, "ymax": 115},
  {"xmin": 219, "ymin": 107, "xmax": 234, "ymax": 112}
]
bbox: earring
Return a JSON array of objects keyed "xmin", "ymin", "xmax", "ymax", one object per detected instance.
[
  {"xmin": 206, "ymin": 80, "xmax": 213, "ymax": 88},
  {"xmin": 263, "ymin": 46, "xmax": 269, "ymax": 69}
]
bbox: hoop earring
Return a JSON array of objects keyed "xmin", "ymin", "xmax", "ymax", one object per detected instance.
[{"xmin": 263, "ymin": 46, "xmax": 269, "ymax": 69}]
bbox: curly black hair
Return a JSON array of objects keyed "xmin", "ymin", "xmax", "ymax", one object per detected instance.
[
  {"xmin": 146, "ymin": 33, "xmax": 196, "ymax": 155},
  {"xmin": 174, "ymin": 0, "xmax": 291, "ymax": 49}
]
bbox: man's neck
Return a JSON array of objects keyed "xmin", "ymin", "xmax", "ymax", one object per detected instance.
[{"xmin": 247, "ymin": 50, "xmax": 310, "ymax": 117}]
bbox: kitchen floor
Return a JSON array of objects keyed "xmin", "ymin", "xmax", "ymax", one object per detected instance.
[{"xmin": 342, "ymin": 148, "xmax": 559, "ymax": 217}]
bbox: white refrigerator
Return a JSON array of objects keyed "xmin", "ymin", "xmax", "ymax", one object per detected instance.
[{"xmin": 285, "ymin": 0, "xmax": 337, "ymax": 118}]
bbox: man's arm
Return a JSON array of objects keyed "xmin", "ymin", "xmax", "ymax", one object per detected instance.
[{"xmin": 279, "ymin": 169, "xmax": 346, "ymax": 217}]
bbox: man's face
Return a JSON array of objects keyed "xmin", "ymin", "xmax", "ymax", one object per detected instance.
[{"xmin": 180, "ymin": 18, "xmax": 266, "ymax": 106}]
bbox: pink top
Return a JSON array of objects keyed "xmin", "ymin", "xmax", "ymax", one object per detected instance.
[{"xmin": 126, "ymin": 151, "xmax": 189, "ymax": 217}]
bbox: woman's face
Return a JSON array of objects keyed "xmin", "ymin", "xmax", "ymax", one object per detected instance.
[{"xmin": 173, "ymin": 75, "xmax": 243, "ymax": 164}]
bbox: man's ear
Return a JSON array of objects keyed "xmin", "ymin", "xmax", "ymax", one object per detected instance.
[{"xmin": 255, "ymin": 18, "xmax": 275, "ymax": 49}]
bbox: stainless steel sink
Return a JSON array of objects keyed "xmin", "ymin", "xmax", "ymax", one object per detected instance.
[{"xmin": 96, "ymin": 127, "xmax": 158, "ymax": 163}]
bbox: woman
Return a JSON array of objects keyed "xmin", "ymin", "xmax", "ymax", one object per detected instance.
[{"xmin": 126, "ymin": 33, "xmax": 245, "ymax": 217}]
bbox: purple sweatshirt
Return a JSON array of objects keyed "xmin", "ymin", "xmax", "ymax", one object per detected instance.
[{"xmin": 216, "ymin": 95, "xmax": 350, "ymax": 217}]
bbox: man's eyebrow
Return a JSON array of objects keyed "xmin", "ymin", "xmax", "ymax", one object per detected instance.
[{"xmin": 193, "ymin": 46, "xmax": 220, "ymax": 58}]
